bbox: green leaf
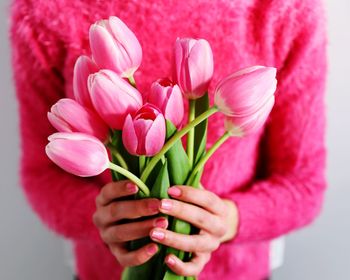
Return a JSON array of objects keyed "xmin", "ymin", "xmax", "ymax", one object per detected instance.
[
  {"xmin": 151, "ymin": 160, "xmax": 170, "ymax": 199},
  {"xmin": 163, "ymin": 270, "xmax": 185, "ymax": 280},
  {"xmin": 165, "ymin": 121, "xmax": 191, "ymax": 185}
]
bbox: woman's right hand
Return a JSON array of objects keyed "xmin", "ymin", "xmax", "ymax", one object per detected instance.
[{"xmin": 93, "ymin": 180, "xmax": 168, "ymax": 267}]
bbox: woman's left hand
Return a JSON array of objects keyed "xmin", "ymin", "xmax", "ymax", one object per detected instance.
[{"xmin": 149, "ymin": 185, "xmax": 239, "ymax": 277}]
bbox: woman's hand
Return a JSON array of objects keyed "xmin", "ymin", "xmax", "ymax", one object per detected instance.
[
  {"xmin": 149, "ymin": 185, "xmax": 239, "ymax": 277},
  {"xmin": 93, "ymin": 180, "xmax": 168, "ymax": 267}
]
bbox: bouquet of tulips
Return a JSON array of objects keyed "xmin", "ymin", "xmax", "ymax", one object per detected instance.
[{"xmin": 45, "ymin": 16, "xmax": 277, "ymax": 280}]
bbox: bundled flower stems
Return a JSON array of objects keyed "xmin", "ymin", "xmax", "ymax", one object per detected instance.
[{"xmin": 45, "ymin": 16, "xmax": 277, "ymax": 280}]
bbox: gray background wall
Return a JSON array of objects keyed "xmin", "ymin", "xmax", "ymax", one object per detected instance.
[{"xmin": 1, "ymin": 0, "xmax": 349, "ymax": 279}]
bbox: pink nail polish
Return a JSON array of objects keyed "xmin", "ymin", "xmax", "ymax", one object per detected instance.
[
  {"xmin": 147, "ymin": 244, "xmax": 158, "ymax": 255},
  {"xmin": 154, "ymin": 218, "xmax": 167, "ymax": 228},
  {"xmin": 151, "ymin": 230, "xmax": 165, "ymax": 240},
  {"xmin": 126, "ymin": 183, "xmax": 138, "ymax": 193},
  {"xmin": 168, "ymin": 187, "xmax": 181, "ymax": 197},
  {"xmin": 160, "ymin": 199, "xmax": 172, "ymax": 210},
  {"xmin": 166, "ymin": 256, "xmax": 176, "ymax": 266}
]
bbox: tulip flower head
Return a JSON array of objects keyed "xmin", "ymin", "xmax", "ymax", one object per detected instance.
[
  {"xmin": 45, "ymin": 133, "xmax": 109, "ymax": 177},
  {"xmin": 173, "ymin": 38, "xmax": 214, "ymax": 99},
  {"xmin": 214, "ymin": 66, "xmax": 277, "ymax": 117},
  {"xmin": 48, "ymin": 98, "xmax": 109, "ymax": 142},
  {"xmin": 89, "ymin": 16, "xmax": 142, "ymax": 78},
  {"xmin": 149, "ymin": 78, "xmax": 184, "ymax": 128},
  {"xmin": 122, "ymin": 104, "xmax": 166, "ymax": 156},
  {"xmin": 88, "ymin": 70, "xmax": 143, "ymax": 130},
  {"xmin": 73, "ymin": 55, "xmax": 99, "ymax": 108}
]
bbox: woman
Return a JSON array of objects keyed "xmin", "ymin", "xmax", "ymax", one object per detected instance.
[{"xmin": 10, "ymin": 0, "xmax": 327, "ymax": 279}]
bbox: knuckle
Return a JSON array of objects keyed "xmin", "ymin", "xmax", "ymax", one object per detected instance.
[
  {"xmin": 216, "ymin": 222, "xmax": 227, "ymax": 237},
  {"xmin": 92, "ymin": 212, "xmax": 100, "ymax": 227},
  {"xmin": 109, "ymin": 203, "xmax": 119, "ymax": 219},
  {"xmin": 205, "ymin": 192, "xmax": 218, "ymax": 206}
]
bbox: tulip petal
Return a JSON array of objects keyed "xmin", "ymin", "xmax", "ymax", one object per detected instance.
[
  {"xmin": 122, "ymin": 115, "xmax": 139, "ymax": 155},
  {"xmin": 164, "ymin": 85, "xmax": 184, "ymax": 127},
  {"xmin": 145, "ymin": 114, "xmax": 166, "ymax": 156},
  {"xmin": 47, "ymin": 112, "xmax": 73, "ymax": 132}
]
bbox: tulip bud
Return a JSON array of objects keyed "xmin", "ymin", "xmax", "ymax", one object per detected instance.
[
  {"xmin": 214, "ymin": 66, "xmax": 277, "ymax": 117},
  {"xmin": 122, "ymin": 104, "xmax": 166, "ymax": 156},
  {"xmin": 45, "ymin": 133, "xmax": 109, "ymax": 177},
  {"xmin": 224, "ymin": 95, "xmax": 275, "ymax": 137},
  {"xmin": 48, "ymin": 98, "xmax": 109, "ymax": 142},
  {"xmin": 89, "ymin": 16, "xmax": 142, "ymax": 78},
  {"xmin": 73, "ymin": 56, "xmax": 99, "ymax": 108},
  {"xmin": 173, "ymin": 38, "xmax": 214, "ymax": 99},
  {"xmin": 149, "ymin": 78, "xmax": 184, "ymax": 128},
  {"xmin": 88, "ymin": 70, "xmax": 143, "ymax": 130}
]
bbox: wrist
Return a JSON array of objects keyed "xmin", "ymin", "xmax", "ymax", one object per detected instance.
[{"xmin": 220, "ymin": 199, "xmax": 239, "ymax": 243}]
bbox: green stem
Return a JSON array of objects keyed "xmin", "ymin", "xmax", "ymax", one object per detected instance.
[
  {"xmin": 107, "ymin": 145, "xmax": 129, "ymax": 170},
  {"xmin": 128, "ymin": 75, "xmax": 136, "ymax": 88},
  {"xmin": 141, "ymin": 106, "xmax": 219, "ymax": 182},
  {"xmin": 139, "ymin": 155, "xmax": 146, "ymax": 174},
  {"xmin": 187, "ymin": 100, "xmax": 196, "ymax": 168},
  {"xmin": 108, "ymin": 162, "xmax": 150, "ymax": 197},
  {"xmin": 186, "ymin": 131, "xmax": 231, "ymax": 185}
]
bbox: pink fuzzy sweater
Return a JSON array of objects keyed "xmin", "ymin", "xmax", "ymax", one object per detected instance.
[{"xmin": 10, "ymin": 0, "xmax": 327, "ymax": 279}]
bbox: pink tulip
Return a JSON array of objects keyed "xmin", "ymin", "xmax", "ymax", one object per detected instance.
[
  {"xmin": 73, "ymin": 55, "xmax": 99, "ymax": 108},
  {"xmin": 149, "ymin": 78, "xmax": 184, "ymax": 128},
  {"xmin": 45, "ymin": 132, "xmax": 109, "ymax": 177},
  {"xmin": 224, "ymin": 95, "xmax": 275, "ymax": 136},
  {"xmin": 214, "ymin": 66, "xmax": 277, "ymax": 116},
  {"xmin": 48, "ymin": 98, "xmax": 109, "ymax": 142},
  {"xmin": 122, "ymin": 104, "xmax": 166, "ymax": 156},
  {"xmin": 173, "ymin": 38, "xmax": 214, "ymax": 99},
  {"xmin": 89, "ymin": 16, "xmax": 142, "ymax": 78},
  {"xmin": 88, "ymin": 70, "xmax": 143, "ymax": 130}
]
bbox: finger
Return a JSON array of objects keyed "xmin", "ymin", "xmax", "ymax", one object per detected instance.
[
  {"xmin": 110, "ymin": 243, "xmax": 159, "ymax": 267},
  {"xmin": 96, "ymin": 181, "xmax": 138, "ymax": 206},
  {"xmin": 158, "ymin": 199, "xmax": 226, "ymax": 237},
  {"xmin": 167, "ymin": 186, "xmax": 226, "ymax": 215},
  {"xmin": 93, "ymin": 198, "xmax": 160, "ymax": 227},
  {"xmin": 165, "ymin": 252, "xmax": 211, "ymax": 276},
  {"xmin": 149, "ymin": 228, "xmax": 220, "ymax": 253},
  {"xmin": 101, "ymin": 217, "xmax": 168, "ymax": 243}
]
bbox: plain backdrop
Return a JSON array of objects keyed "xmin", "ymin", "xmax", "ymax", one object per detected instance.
[{"xmin": 1, "ymin": 1, "xmax": 349, "ymax": 279}]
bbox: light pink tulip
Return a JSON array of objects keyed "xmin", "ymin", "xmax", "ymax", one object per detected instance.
[
  {"xmin": 48, "ymin": 98, "xmax": 109, "ymax": 142},
  {"xmin": 88, "ymin": 70, "xmax": 143, "ymax": 130},
  {"xmin": 45, "ymin": 132, "xmax": 109, "ymax": 177},
  {"xmin": 224, "ymin": 95, "xmax": 275, "ymax": 136},
  {"xmin": 73, "ymin": 55, "xmax": 99, "ymax": 108},
  {"xmin": 149, "ymin": 78, "xmax": 184, "ymax": 128},
  {"xmin": 214, "ymin": 66, "xmax": 277, "ymax": 116},
  {"xmin": 122, "ymin": 104, "xmax": 166, "ymax": 156},
  {"xmin": 173, "ymin": 38, "xmax": 214, "ymax": 99},
  {"xmin": 89, "ymin": 16, "xmax": 142, "ymax": 78}
]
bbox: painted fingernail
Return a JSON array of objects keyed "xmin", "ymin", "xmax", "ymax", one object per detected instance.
[
  {"xmin": 160, "ymin": 199, "xmax": 172, "ymax": 211},
  {"xmin": 151, "ymin": 230, "xmax": 165, "ymax": 240},
  {"xmin": 168, "ymin": 187, "xmax": 181, "ymax": 197},
  {"xmin": 166, "ymin": 255, "xmax": 176, "ymax": 266},
  {"xmin": 154, "ymin": 218, "xmax": 168, "ymax": 228},
  {"xmin": 147, "ymin": 244, "xmax": 158, "ymax": 255},
  {"xmin": 148, "ymin": 200, "xmax": 160, "ymax": 212},
  {"xmin": 126, "ymin": 183, "xmax": 138, "ymax": 193}
]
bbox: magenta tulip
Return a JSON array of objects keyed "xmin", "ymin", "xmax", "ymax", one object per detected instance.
[
  {"xmin": 73, "ymin": 55, "xmax": 99, "ymax": 108},
  {"xmin": 214, "ymin": 66, "xmax": 277, "ymax": 117},
  {"xmin": 45, "ymin": 133, "xmax": 109, "ymax": 177},
  {"xmin": 48, "ymin": 98, "xmax": 109, "ymax": 142},
  {"xmin": 224, "ymin": 94, "xmax": 275, "ymax": 136},
  {"xmin": 88, "ymin": 70, "xmax": 143, "ymax": 130},
  {"xmin": 122, "ymin": 104, "xmax": 166, "ymax": 156},
  {"xmin": 149, "ymin": 78, "xmax": 184, "ymax": 127},
  {"xmin": 89, "ymin": 16, "xmax": 142, "ymax": 78},
  {"xmin": 173, "ymin": 38, "xmax": 214, "ymax": 99}
]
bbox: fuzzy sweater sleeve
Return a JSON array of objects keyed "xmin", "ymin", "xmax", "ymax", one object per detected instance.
[
  {"xmin": 10, "ymin": 6, "xmax": 102, "ymax": 243},
  {"xmin": 226, "ymin": 2, "xmax": 328, "ymax": 243}
]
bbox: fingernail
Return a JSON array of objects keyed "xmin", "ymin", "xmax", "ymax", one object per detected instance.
[
  {"xmin": 148, "ymin": 200, "xmax": 160, "ymax": 212},
  {"xmin": 126, "ymin": 183, "xmax": 138, "ymax": 193},
  {"xmin": 151, "ymin": 230, "xmax": 165, "ymax": 240},
  {"xmin": 154, "ymin": 217, "xmax": 167, "ymax": 228},
  {"xmin": 168, "ymin": 187, "xmax": 181, "ymax": 197},
  {"xmin": 166, "ymin": 255, "xmax": 176, "ymax": 266},
  {"xmin": 147, "ymin": 244, "xmax": 158, "ymax": 255},
  {"xmin": 160, "ymin": 199, "xmax": 172, "ymax": 211}
]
